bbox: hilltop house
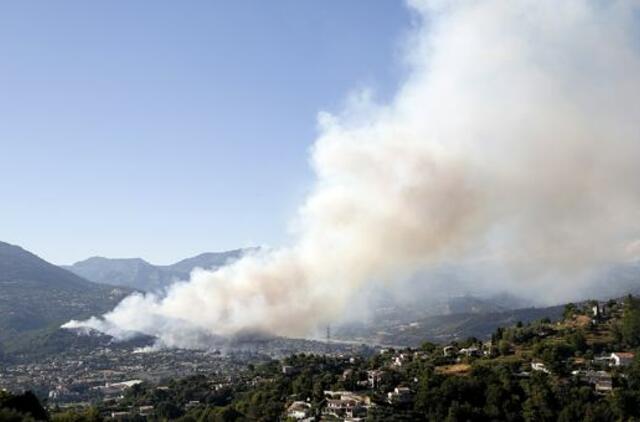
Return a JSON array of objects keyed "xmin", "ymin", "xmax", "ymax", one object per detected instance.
[
  {"xmin": 610, "ymin": 352, "xmax": 635, "ymax": 367},
  {"xmin": 588, "ymin": 371, "xmax": 613, "ymax": 393},
  {"xmin": 367, "ymin": 370, "xmax": 385, "ymax": 389},
  {"xmin": 443, "ymin": 346, "xmax": 457, "ymax": 357},
  {"xmin": 282, "ymin": 365, "xmax": 299, "ymax": 375},
  {"xmin": 387, "ymin": 386, "xmax": 412, "ymax": 404},
  {"xmin": 285, "ymin": 401, "xmax": 312, "ymax": 420},
  {"xmin": 531, "ymin": 361, "xmax": 550, "ymax": 374},
  {"xmin": 323, "ymin": 391, "xmax": 371, "ymax": 420},
  {"xmin": 459, "ymin": 346, "xmax": 481, "ymax": 357}
]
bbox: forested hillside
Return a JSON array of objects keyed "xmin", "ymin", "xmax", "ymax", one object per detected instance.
[{"xmin": 0, "ymin": 241, "xmax": 131, "ymax": 354}]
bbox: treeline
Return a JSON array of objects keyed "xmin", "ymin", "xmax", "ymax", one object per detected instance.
[{"xmin": 0, "ymin": 390, "xmax": 48, "ymax": 421}]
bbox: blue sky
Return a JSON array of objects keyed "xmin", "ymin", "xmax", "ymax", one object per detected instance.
[{"xmin": 0, "ymin": 1, "xmax": 412, "ymax": 264}]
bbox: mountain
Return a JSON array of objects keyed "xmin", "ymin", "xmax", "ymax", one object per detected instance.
[
  {"xmin": 0, "ymin": 241, "xmax": 131, "ymax": 350},
  {"xmin": 63, "ymin": 257, "xmax": 171, "ymax": 293},
  {"xmin": 64, "ymin": 248, "xmax": 256, "ymax": 292}
]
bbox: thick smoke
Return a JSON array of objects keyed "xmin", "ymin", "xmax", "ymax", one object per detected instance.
[{"xmin": 65, "ymin": 0, "xmax": 640, "ymax": 347}]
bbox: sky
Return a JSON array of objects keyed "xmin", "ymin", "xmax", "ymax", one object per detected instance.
[{"xmin": 0, "ymin": 1, "xmax": 412, "ymax": 265}]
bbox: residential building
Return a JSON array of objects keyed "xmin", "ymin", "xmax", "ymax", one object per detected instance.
[
  {"xmin": 285, "ymin": 401, "xmax": 312, "ymax": 420},
  {"xmin": 387, "ymin": 386, "xmax": 412, "ymax": 404},
  {"xmin": 610, "ymin": 352, "xmax": 635, "ymax": 367}
]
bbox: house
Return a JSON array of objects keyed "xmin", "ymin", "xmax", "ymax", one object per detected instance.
[
  {"xmin": 387, "ymin": 386, "xmax": 412, "ymax": 404},
  {"xmin": 367, "ymin": 370, "xmax": 385, "ymax": 389},
  {"xmin": 592, "ymin": 303, "xmax": 606, "ymax": 318},
  {"xmin": 322, "ymin": 391, "xmax": 370, "ymax": 419},
  {"xmin": 443, "ymin": 346, "xmax": 457, "ymax": 357},
  {"xmin": 413, "ymin": 351, "xmax": 428, "ymax": 360},
  {"xmin": 392, "ymin": 353, "xmax": 410, "ymax": 367},
  {"xmin": 185, "ymin": 400, "xmax": 200, "ymax": 410},
  {"xmin": 342, "ymin": 369, "xmax": 354, "ymax": 381},
  {"xmin": 282, "ymin": 365, "xmax": 298, "ymax": 375},
  {"xmin": 139, "ymin": 406, "xmax": 154, "ymax": 417},
  {"xmin": 610, "ymin": 352, "xmax": 635, "ymax": 367},
  {"xmin": 593, "ymin": 355, "xmax": 613, "ymax": 366},
  {"xmin": 587, "ymin": 371, "xmax": 613, "ymax": 393},
  {"xmin": 285, "ymin": 401, "xmax": 312, "ymax": 420},
  {"xmin": 96, "ymin": 379, "xmax": 143, "ymax": 395},
  {"xmin": 459, "ymin": 346, "xmax": 481, "ymax": 357},
  {"xmin": 482, "ymin": 340, "xmax": 493, "ymax": 356},
  {"xmin": 531, "ymin": 361, "xmax": 550, "ymax": 374}
]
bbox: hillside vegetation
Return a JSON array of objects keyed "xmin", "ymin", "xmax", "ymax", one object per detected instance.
[{"xmin": 0, "ymin": 241, "xmax": 131, "ymax": 355}]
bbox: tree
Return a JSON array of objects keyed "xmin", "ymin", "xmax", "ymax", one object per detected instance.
[
  {"xmin": 498, "ymin": 340, "xmax": 511, "ymax": 356},
  {"xmin": 420, "ymin": 341, "xmax": 437, "ymax": 353},
  {"xmin": 522, "ymin": 373, "xmax": 557, "ymax": 421},
  {"xmin": 0, "ymin": 391, "xmax": 48, "ymax": 421},
  {"xmin": 156, "ymin": 401, "xmax": 182, "ymax": 419},
  {"xmin": 621, "ymin": 295, "xmax": 640, "ymax": 347},
  {"xmin": 563, "ymin": 303, "xmax": 577, "ymax": 319},
  {"xmin": 568, "ymin": 330, "xmax": 587, "ymax": 353},
  {"xmin": 51, "ymin": 407, "xmax": 102, "ymax": 422}
]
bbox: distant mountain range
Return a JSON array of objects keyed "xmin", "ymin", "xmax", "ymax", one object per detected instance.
[
  {"xmin": 0, "ymin": 241, "xmax": 132, "ymax": 354},
  {"xmin": 63, "ymin": 248, "xmax": 257, "ymax": 292}
]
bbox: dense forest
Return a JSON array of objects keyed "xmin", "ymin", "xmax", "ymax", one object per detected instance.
[{"xmin": 5, "ymin": 296, "xmax": 640, "ymax": 421}]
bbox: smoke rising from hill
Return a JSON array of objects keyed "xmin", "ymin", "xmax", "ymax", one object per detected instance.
[{"xmin": 64, "ymin": 0, "xmax": 640, "ymax": 348}]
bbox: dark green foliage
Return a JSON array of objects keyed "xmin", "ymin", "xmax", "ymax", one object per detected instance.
[
  {"xmin": 562, "ymin": 303, "xmax": 578, "ymax": 319},
  {"xmin": 51, "ymin": 407, "xmax": 102, "ymax": 422},
  {"xmin": 0, "ymin": 241, "xmax": 133, "ymax": 356},
  {"xmin": 0, "ymin": 390, "xmax": 48, "ymax": 421},
  {"xmin": 156, "ymin": 401, "xmax": 182, "ymax": 419},
  {"xmin": 621, "ymin": 295, "xmax": 640, "ymax": 347},
  {"xmin": 420, "ymin": 341, "xmax": 437, "ymax": 353},
  {"xmin": 0, "ymin": 407, "xmax": 36, "ymax": 422},
  {"xmin": 568, "ymin": 330, "xmax": 588, "ymax": 353}
]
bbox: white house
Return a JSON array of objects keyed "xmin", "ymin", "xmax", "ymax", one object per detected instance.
[
  {"xmin": 367, "ymin": 370, "xmax": 385, "ymax": 389},
  {"xmin": 443, "ymin": 346, "xmax": 457, "ymax": 357},
  {"xmin": 459, "ymin": 346, "xmax": 481, "ymax": 357},
  {"xmin": 531, "ymin": 361, "xmax": 550, "ymax": 374},
  {"xmin": 610, "ymin": 352, "xmax": 635, "ymax": 367},
  {"xmin": 387, "ymin": 386, "xmax": 412, "ymax": 404},
  {"xmin": 285, "ymin": 401, "xmax": 312, "ymax": 420}
]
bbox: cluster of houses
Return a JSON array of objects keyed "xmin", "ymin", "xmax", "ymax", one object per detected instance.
[
  {"xmin": 530, "ymin": 351, "xmax": 636, "ymax": 394},
  {"xmin": 282, "ymin": 350, "xmax": 419, "ymax": 421},
  {"xmin": 0, "ymin": 346, "xmax": 253, "ymax": 406},
  {"xmin": 285, "ymin": 389, "xmax": 391, "ymax": 421},
  {"xmin": 442, "ymin": 342, "xmax": 491, "ymax": 358},
  {"xmin": 284, "ymin": 391, "xmax": 373, "ymax": 421}
]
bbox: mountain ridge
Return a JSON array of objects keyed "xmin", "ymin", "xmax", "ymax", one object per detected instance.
[
  {"xmin": 63, "ymin": 247, "xmax": 258, "ymax": 292},
  {"xmin": 0, "ymin": 241, "xmax": 132, "ymax": 349}
]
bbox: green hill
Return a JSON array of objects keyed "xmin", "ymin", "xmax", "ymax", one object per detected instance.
[{"xmin": 0, "ymin": 241, "xmax": 131, "ymax": 352}]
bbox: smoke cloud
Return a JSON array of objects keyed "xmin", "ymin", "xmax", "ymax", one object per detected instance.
[{"xmin": 65, "ymin": 0, "xmax": 640, "ymax": 347}]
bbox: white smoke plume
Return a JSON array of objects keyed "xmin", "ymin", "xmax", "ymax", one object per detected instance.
[{"xmin": 65, "ymin": 0, "xmax": 640, "ymax": 347}]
